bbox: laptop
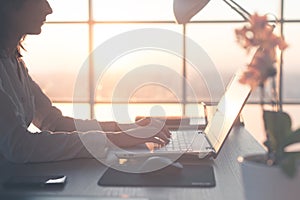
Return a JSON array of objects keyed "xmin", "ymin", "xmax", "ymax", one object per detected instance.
[{"xmin": 114, "ymin": 72, "xmax": 251, "ymax": 160}]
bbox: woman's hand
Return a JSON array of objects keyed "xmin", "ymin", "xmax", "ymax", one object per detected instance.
[{"xmin": 106, "ymin": 118, "xmax": 171, "ymax": 148}]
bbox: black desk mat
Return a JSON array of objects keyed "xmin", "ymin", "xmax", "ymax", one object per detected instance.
[{"xmin": 98, "ymin": 164, "xmax": 215, "ymax": 187}]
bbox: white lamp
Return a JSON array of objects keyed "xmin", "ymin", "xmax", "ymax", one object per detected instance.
[
  {"xmin": 173, "ymin": 0, "xmax": 210, "ymax": 24},
  {"xmin": 173, "ymin": 0, "xmax": 250, "ymax": 24}
]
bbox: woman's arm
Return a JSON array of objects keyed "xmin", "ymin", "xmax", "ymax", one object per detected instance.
[
  {"xmin": 28, "ymin": 74, "xmax": 169, "ymax": 135},
  {"xmin": 0, "ymin": 85, "xmax": 107, "ymax": 163}
]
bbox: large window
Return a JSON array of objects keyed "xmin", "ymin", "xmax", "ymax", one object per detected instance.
[{"xmin": 23, "ymin": 0, "xmax": 300, "ymax": 122}]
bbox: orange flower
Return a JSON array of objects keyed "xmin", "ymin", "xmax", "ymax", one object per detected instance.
[
  {"xmin": 249, "ymin": 13, "xmax": 268, "ymax": 29},
  {"xmin": 236, "ymin": 13, "xmax": 288, "ymax": 89},
  {"xmin": 239, "ymin": 68, "xmax": 261, "ymax": 88}
]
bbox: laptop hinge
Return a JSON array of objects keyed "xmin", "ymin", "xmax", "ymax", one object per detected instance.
[{"xmin": 202, "ymin": 132, "xmax": 216, "ymax": 153}]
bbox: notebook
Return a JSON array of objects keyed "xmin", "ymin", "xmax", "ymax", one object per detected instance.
[{"xmin": 114, "ymin": 72, "xmax": 251, "ymax": 159}]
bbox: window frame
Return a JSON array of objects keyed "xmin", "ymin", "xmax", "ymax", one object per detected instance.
[{"xmin": 42, "ymin": 0, "xmax": 299, "ymax": 119}]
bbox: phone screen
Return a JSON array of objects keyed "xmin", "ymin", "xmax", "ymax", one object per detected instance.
[{"xmin": 3, "ymin": 175, "xmax": 67, "ymax": 189}]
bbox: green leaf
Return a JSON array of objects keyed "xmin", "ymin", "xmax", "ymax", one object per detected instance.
[
  {"xmin": 283, "ymin": 128, "xmax": 300, "ymax": 147},
  {"xmin": 280, "ymin": 155, "xmax": 296, "ymax": 178},
  {"xmin": 263, "ymin": 140, "xmax": 272, "ymax": 151},
  {"xmin": 263, "ymin": 110, "xmax": 292, "ymax": 151},
  {"xmin": 279, "ymin": 152, "xmax": 300, "ymax": 178}
]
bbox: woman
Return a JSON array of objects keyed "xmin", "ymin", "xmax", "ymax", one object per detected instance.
[{"xmin": 0, "ymin": 0, "xmax": 171, "ymax": 163}]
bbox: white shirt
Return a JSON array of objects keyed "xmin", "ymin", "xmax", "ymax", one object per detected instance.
[{"xmin": 0, "ymin": 51, "xmax": 108, "ymax": 163}]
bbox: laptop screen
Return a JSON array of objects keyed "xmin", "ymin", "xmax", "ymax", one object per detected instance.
[{"xmin": 204, "ymin": 73, "xmax": 251, "ymax": 154}]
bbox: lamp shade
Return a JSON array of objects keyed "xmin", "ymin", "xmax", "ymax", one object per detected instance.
[{"xmin": 173, "ymin": 0, "xmax": 211, "ymax": 24}]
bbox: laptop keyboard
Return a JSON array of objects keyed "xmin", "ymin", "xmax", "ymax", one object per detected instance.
[{"xmin": 156, "ymin": 130, "xmax": 198, "ymax": 152}]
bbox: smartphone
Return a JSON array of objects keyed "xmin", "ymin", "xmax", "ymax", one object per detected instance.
[{"xmin": 3, "ymin": 175, "xmax": 67, "ymax": 189}]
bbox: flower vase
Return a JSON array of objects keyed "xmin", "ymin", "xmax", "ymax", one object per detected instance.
[{"xmin": 238, "ymin": 154, "xmax": 300, "ymax": 200}]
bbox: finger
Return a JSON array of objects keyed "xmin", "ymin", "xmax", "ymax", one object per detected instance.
[
  {"xmin": 163, "ymin": 126, "xmax": 172, "ymax": 138},
  {"xmin": 156, "ymin": 131, "xmax": 170, "ymax": 144},
  {"xmin": 151, "ymin": 119, "xmax": 171, "ymax": 138},
  {"xmin": 148, "ymin": 137, "xmax": 167, "ymax": 146},
  {"xmin": 157, "ymin": 125, "xmax": 171, "ymax": 138}
]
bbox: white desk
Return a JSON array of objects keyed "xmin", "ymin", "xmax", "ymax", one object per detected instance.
[{"xmin": 0, "ymin": 126, "xmax": 265, "ymax": 200}]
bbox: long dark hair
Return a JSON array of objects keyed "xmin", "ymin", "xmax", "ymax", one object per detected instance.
[{"xmin": 0, "ymin": 0, "xmax": 26, "ymax": 56}]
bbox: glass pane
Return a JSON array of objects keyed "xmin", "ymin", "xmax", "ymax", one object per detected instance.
[
  {"xmin": 22, "ymin": 24, "xmax": 90, "ymax": 102},
  {"xmin": 282, "ymin": 105, "xmax": 300, "ymax": 131},
  {"xmin": 54, "ymin": 103, "xmax": 91, "ymax": 119},
  {"xmin": 186, "ymin": 23, "xmax": 260, "ymax": 102},
  {"xmin": 95, "ymin": 103, "xmax": 183, "ymax": 122},
  {"xmin": 284, "ymin": 1, "xmax": 299, "ymax": 19},
  {"xmin": 93, "ymin": 49, "xmax": 183, "ymax": 103},
  {"xmin": 92, "ymin": 0, "xmax": 174, "ymax": 21},
  {"xmin": 93, "ymin": 24, "xmax": 183, "ymax": 102},
  {"xmin": 47, "ymin": 0, "xmax": 89, "ymax": 22},
  {"xmin": 192, "ymin": 0, "xmax": 280, "ymax": 21},
  {"xmin": 282, "ymin": 24, "xmax": 300, "ymax": 103},
  {"xmin": 185, "ymin": 103, "xmax": 206, "ymax": 118},
  {"xmin": 93, "ymin": 24, "xmax": 182, "ymax": 46}
]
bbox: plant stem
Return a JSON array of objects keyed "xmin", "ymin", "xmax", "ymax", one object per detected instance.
[
  {"xmin": 260, "ymin": 84, "xmax": 272, "ymax": 161},
  {"xmin": 271, "ymin": 77, "xmax": 279, "ymax": 112},
  {"xmin": 259, "ymin": 83, "xmax": 265, "ymax": 111}
]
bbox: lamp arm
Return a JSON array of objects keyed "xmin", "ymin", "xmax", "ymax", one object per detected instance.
[{"xmin": 223, "ymin": 0, "xmax": 251, "ymax": 21}]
